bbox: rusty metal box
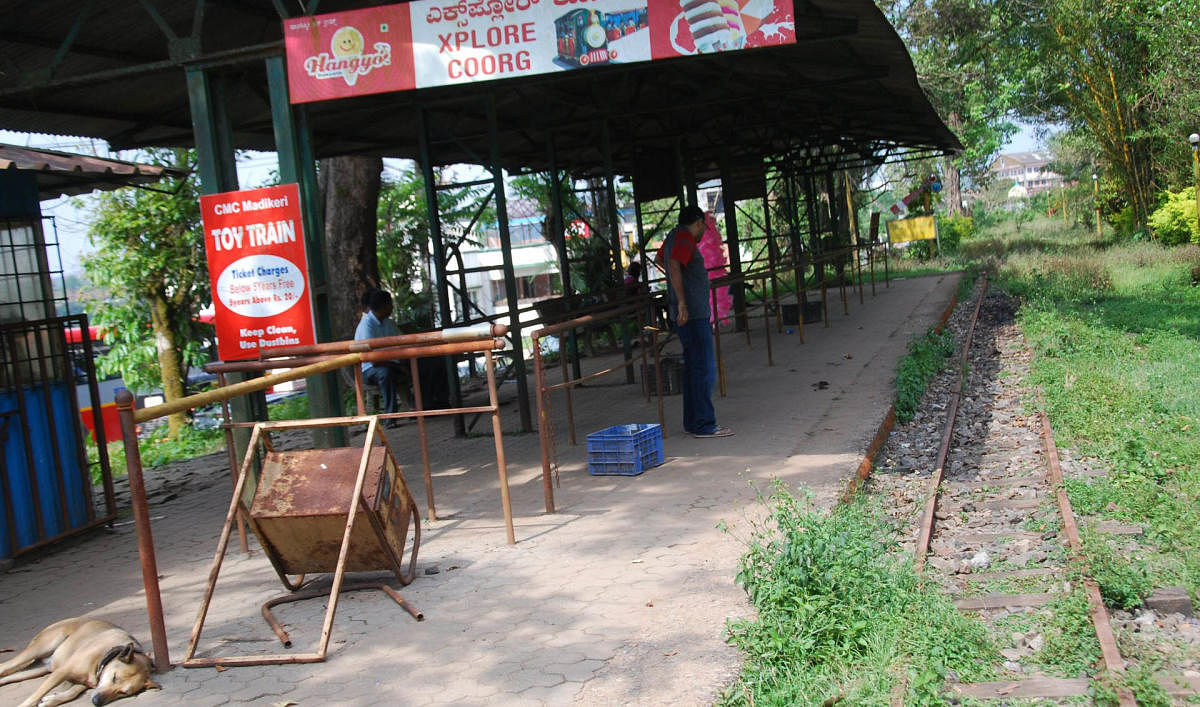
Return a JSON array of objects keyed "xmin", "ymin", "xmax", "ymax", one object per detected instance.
[{"xmin": 248, "ymin": 445, "xmax": 416, "ymax": 575}]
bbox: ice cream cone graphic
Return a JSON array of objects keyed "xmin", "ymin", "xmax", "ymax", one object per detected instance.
[{"xmin": 330, "ymin": 26, "xmax": 365, "ymax": 85}]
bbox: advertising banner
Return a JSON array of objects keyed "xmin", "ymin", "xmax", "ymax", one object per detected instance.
[
  {"xmin": 200, "ymin": 184, "xmax": 316, "ymax": 361},
  {"xmin": 886, "ymin": 215, "xmax": 938, "ymax": 243},
  {"xmin": 285, "ymin": 0, "xmax": 795, "ymax": 102},
  {"xmin": 284, "ymin": 4, "xmax": 416, "ymax": 103}
]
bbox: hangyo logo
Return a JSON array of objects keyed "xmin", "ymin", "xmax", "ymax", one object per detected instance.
[{"xmin": 302, "ymin": 26, "xmax": 393, "ymax": 86}]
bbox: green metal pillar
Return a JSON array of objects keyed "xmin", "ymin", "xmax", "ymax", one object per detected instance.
[
  {"xmin": 720, "ymin": 176, "xmax": 747, "ymax": 333},
  {"xmin": 265, "ymin": 56, "xmax": 343, "ymax": 447},
  {"xmin": 487, "ymin": 95, "xmax": 532, "ymax": 432},
  {"xmin": 186, "ymin": 67, "xmax": 269, "ymax": 460},
  {"xmin": 417, "ymin": 108, "xmax": 466, "ymax": 437}
]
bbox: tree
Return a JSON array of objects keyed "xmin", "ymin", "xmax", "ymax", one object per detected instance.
[
  {"xmin": 81, "ymin": 149, "xmax": 211, "ymax": 439},
  {"xmin": 880, "ymin": 0, "xmax": 1020, "ymax": 216},
  {"xmin": 1001, "ymin": 0, "xmax": 1200, "ymax": 233},
  {"xmin": 376, "ymin": 163, "xmax": 488, "ymax": 329},
  {"xmin": 319, "ymin": 155, "xmax": 382, "ymax": 340}
]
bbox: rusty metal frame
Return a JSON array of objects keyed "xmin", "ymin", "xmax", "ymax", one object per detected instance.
[
  {"xmin": 532, "ymin": 298, "xmax": 656, "ymax": 514},
  {"xmin": 209, "ymin": 327, "xmax": 515, "ymax": 541},
  {"xmin": 181, "ymin": 416, "xmax": 421, "ymax": 669}
]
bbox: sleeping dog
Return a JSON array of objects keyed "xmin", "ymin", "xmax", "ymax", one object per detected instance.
[{"xmin": 0, "ymin": 617, "xmax": 159, "ymax": 707}]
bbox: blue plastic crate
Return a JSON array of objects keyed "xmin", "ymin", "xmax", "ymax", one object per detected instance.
[{"xmin": 586, "ymin": 423, "xmax": 664, "ymax": 476}]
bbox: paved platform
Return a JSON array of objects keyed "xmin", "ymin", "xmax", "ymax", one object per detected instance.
[{"xmin": 0, "ymin": 273, "xmax": 959, "ymax": 706}]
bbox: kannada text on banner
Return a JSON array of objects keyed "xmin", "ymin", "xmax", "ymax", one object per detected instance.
[
  {"xmin": 200, "ymin": 184, "xmax": 316, "ymax": 361},
  {"xmin": 284, "ymin": 0, "xmax": 796, "ymax": 102},
  {"xmin": 886, "ymin": 215, "xmax": 938, "ymax": 244}
]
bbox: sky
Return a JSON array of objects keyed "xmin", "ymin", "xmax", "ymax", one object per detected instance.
[{"xmin": 4, "ymin": 121, "xmax": 1050, "ymax": 275}]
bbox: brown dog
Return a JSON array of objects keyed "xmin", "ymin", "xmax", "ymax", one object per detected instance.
[{"xmin": 0, "ymin": 618, "xmax": 159, "ymax": 707}]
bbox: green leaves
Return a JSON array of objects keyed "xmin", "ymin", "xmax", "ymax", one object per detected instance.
[
  {"xmin": 81, "ymin": 149, "xmax": 210, "ymax": 406},
  {"xmin": 895, "ymin": 326, "xmax": 956, "ymax": 423},
  {"xmin": 721, "ymin": 484, "xmax": 996, "ymax": 705}
]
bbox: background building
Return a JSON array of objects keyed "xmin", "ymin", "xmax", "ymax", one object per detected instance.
[{"xmin": 988, "ymin": 151, "xmax": 1064, "ymax": 194}]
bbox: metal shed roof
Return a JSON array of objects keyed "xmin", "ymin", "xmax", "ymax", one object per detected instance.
[
  {"xmin": 0, "ymin": 0, "xmax": 958, "ymax": 175},
  {"xmin": 0, "ymin": 143, "xmax": 185, "ymax": 199}
]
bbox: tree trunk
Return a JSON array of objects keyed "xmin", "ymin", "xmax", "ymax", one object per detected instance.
[
  {"xmin": 943, "ymin": 111, "xmax": 964, "ymax": 217},
  {"xmin": 319, "ymin": 155, "xmax": 383, "ymax": 339},
  {"xmin": 149, "ymin": 293, "xmax": 186, "ymax": 439}
]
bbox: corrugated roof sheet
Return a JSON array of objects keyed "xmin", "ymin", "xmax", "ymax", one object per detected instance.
[{"xmin": 0, "ymin": 143, "xmax": 185, "ymax": 199}]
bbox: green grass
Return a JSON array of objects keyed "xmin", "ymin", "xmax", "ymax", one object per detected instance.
[
  {"xmin": 1036, "ymin": 591, "xmax": 1102, "ymax": 678},
  {"xmin": 92, "ymin": 424, "xmax": 225, "ymax": 483},
  {"xmin": 90, "ymin": 393, "xmax": 313, "ymax": 483},
  {"xmin": 992, "ymin": 220, "xmax": 1200, "ymax": 604},
  {"xmin": 895, "ymin": 326, "xmax": 956, "ymax": 424},
  {"xmin": 720, "ymin": 482, "xmax": 997, "ymax": 705}
]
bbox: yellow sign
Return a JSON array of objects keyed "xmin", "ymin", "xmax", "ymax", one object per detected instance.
[{"xmin": 887, "ymin": 215, "xmax": 938, "ymax": 243}]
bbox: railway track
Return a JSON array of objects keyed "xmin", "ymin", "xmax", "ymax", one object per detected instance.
[{"xmin": 866, "ymin": 275, "xmax": 1199, "ymax": 704}]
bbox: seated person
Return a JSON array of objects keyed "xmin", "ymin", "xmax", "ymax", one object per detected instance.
[
  {"xmin": 623, "ymin": 261, "xmax": 644, "ymax": 298},
  {"xmin": 354, "ymin": 289, "xmax": 403, "ymax": 415}
]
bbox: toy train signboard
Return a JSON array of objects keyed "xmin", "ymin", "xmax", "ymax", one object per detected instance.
[
  {"xmin": 283, "ymin": 0, "xmax": 796, "ymax": 102},
  {"xmin": 200, "ymin": 184, "xmax": 317, "ymax": 361}
]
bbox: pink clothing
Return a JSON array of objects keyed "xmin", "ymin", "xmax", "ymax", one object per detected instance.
[{"xmin": 698, "ymin": 212, "xmax": 732, "ymax": 325}]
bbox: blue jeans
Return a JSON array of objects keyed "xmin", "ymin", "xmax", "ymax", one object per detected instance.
[
  {"xmin": 363, "ymin": 364, "xmax": 400, "ymax": 414},
  {"xmin": 676, "ymin": 318, "xmax": 717, "ymax": 435}
]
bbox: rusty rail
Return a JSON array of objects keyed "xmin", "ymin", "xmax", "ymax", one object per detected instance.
[
  {"xmin": 1038, "ymin": 396, "xmax": 1136, "ymax": 705},
  {"xmin": 841, "ymin": 272, "xmax": 1135, "ymax": 704},
  {"xmin": 912, "ymin": 274, "xmax": 988, "ymax": 571}
]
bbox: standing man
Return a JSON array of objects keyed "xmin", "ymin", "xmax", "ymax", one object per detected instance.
[
  {"xmin": 355, "ymin": 289, "xmax": 402, "ymax": 417},
  {"xmin": 662, "ymin": 204, "xmax": 733, "ymax": 438}
]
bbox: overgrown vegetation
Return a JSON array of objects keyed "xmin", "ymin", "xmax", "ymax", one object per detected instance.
[
  {"xmin": 895, "ymin": 326, "xmax": 956, "ymax": 423},
  {"xmin": 721, "ymin": 483, "xmax": 996, "ymax": 705},
  {"xmin": 996, "ymin": 221, "xmax": 1200, "ymax": 599}
]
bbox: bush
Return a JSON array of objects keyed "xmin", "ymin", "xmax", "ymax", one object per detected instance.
[
  {"xmin": 938, "ymin": 215, "xmax": 974, "ymax": 253},
  {"xmin": 1148, "ymin": 187, "xmax": 1198, "ymax": 246},
  {"xmin": 722, "ymin": 485, "xmax": 996, "ymax": 704}
]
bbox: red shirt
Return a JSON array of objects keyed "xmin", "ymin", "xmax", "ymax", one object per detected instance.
[{"xmin": 657, "ymin": 227, "xmax": 697, "ymax": 268}]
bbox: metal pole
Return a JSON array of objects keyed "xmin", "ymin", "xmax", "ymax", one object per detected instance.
[
  {"xmin": 722, "ymin": 179, "xmax": 748, "ymax": 333},
  {"xmin": 79, "ymin": 318, "xmax": 117, "ymax": 520},
  {"xmin": 116, "ymin": 391, "xmax": 169, "ymax": 670},
  {"xmin": 533, "ymin": 331, "xmax": 555, "ymax": 514},
  {"xmin": 1191, "ymin": 135, "xmax": 1200, "ymax": 235},
  {"xmin": 266, "ymin": 56, "xmax": 342, "ymax": 446},
  {"xmin": 761, "ymin": 274, "xmax": 773, "ymax": 366},
  {"xmin": 410, "ymin": 357, "xmax": 436, "ymax": 521},
  {"xmin": 652, "ymin": 328, "xmax": 665, "ymax": 436},
  {"xmin": 546, "ymin": 146, "xmax": 581, "ymax": 382},
  {"xmin": 487, "ymin": 95, "xmax": 533, "ymax": 432},
  {"xmin": 215, "ymin": 372, "xmax": 248, "ymax": 555},
  {"xmin": 602, "ymin": 121, "xmax": 624, "ymax": 289},
  {"xmin": 417, "ymin": 108, "xmax": 466, "ymax": 437},
  {"xmin": 712, "ymin": 286, "xmax": 725, "ymax": 397},
  {"xmin": 845, "ymin": 171, "xmax": 864, "ymax": 305},
  {"xmin": 485, "ymin": 350, "xmax": 519, "ymax": 539}
]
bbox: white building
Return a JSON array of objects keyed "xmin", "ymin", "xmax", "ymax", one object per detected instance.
[{"xmin": 988, "ymin": 151, "xmax": 1065, "ymax": 195}]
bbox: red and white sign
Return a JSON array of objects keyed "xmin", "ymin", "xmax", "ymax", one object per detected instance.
[
  {"xmin": 200, "ymin": 184, "xmax": 316, "ymax": 361},
  {"xmin": 284, "ymin": 0, "xmax": 794, "ymax": 102},
  {"xmin": 284, "ymin": 5, "xmax": 416, "ymax": 104}
]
